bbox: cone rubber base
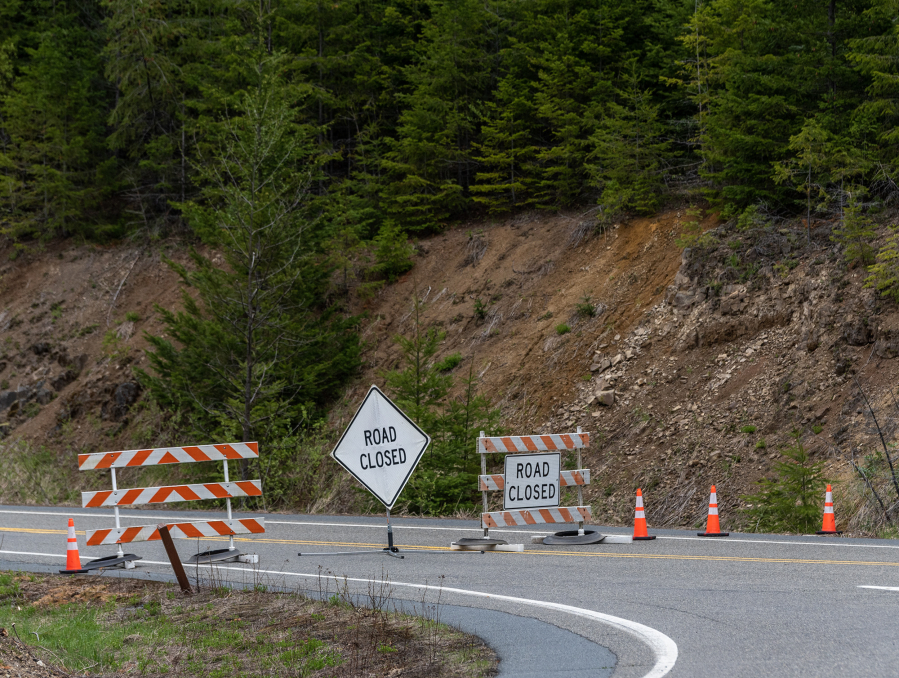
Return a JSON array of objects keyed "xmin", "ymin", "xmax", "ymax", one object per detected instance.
[
  {"xmin": 816, "ymin": 530, "xmax": 843, "ymax": 535},
  {"xmin": 698, "ymin": 532, "xmax": 729, "ymax": 537},
  {"xmin": 59, "ymin": 568, "xmax": 90, "ymax": 574},
  {"xmin": 633, "ymin": 535, "xmax": 657, "ymax": 540},
  {"xmin": 542, "ymin": 529, "xmax": 605, "ymax": 545},
  {"xmin": 453, "ymin": 537, "xmax": 508, "ymax": 547}
]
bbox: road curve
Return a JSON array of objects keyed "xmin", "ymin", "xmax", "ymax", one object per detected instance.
[{"xmin": 1, "ymin": 506, "xmax": 898, "ymax": 677}]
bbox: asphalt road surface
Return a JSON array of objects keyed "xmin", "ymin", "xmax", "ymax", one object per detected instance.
[{"xmin": 1, "ymin": 505, "xmax": 898, "ymax": 677}]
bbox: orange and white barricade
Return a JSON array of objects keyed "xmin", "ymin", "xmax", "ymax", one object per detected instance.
[
  {"xmin": 79, "ymin": 442, "xmax": 265, "ymax": 566},
  {"xmin": 452, "ymin": 427, "xmax": 602, "ymax": 550}
]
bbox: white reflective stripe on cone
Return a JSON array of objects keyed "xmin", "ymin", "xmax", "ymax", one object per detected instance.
[
  {"xmin": 708, "ymin": 507, "xmax": 719, "ymax": 515},
  {"xmin": 710, "ymin": 493, "xmax": 718, "ymax": 503},
  {"xmin": 635, "ymin": 510, "xmax": 646, "ymax": 518}
]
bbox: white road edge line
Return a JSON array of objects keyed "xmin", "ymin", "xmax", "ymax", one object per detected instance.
[
  {"xmin": 1, "ymin": 509, "xmax": 896, "ymax": 549},
  {"xmin": 0, "ymin": 549, "xmax": 678, "ymax": 678},
  {"xmin": 858, "ymin": 585, "xmax": 899, "ymax": 591}
]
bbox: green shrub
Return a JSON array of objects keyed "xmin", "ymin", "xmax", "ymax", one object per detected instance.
[
  {"xmin": 576, "ymin": 295, "xmax": 596, "ymax": 318},
  {"xmin": 756, "ymin": 439, "xmax": 766, "ymax": 449},
  {"xmin": 125, "ymin": 311, "xmax": 141, "ymax": 322},
  {"xmin": 741, "ymin": 425, "xmax": 757, "ymax": 434},
  {"xmin": 473, "ymin": 298, "xmax": 487, "ymax": 321},
  {"xmin": 435, "ymin": 353, "xmax": 462, "ymax": 372},
  {"xmin": 555, "ymin": 323, "xmax": 570, "ymax": 335}
]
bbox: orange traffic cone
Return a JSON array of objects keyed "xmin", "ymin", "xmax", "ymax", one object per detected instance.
[
  {"xmin": 633, "ymin": 489, "xmax": 656, "ymax": 540},
  {"xmin": 59, "ymin": 518, "xmax": 88, "ymax": 574},
  {"xmin": 698, "ymin": 485, "xmax": 729, "ymax": 537},
  {"xmin": 816, "ymin": 484, "xmax": 842, "ymax": 535}
]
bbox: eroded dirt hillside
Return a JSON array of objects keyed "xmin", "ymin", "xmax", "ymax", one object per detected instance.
[
  {"xmin": 2, "ymin": 210, "xmax": 898, "ymax": 533},
  {"xmin": 336, "ymin": 211, "xmax": 899, "ymax": 533}
]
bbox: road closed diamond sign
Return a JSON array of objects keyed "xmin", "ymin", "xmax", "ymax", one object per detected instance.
[{"xmin": 331, "ymin": 385, "xmax": 431, "ymax": 509}]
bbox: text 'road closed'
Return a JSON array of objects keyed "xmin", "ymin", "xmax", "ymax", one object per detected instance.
[
  {"xmin": 359, "ymin": 427, "xmax": 408, "ymax": 470},
  {"xmin": 503, "ymin": 452, "xmax": 561, "ymax": 510}
]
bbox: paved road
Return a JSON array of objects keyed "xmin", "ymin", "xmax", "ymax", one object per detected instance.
[{"xmin": 1, "ymin": 505, "xmax": 898, "ymax": 677}]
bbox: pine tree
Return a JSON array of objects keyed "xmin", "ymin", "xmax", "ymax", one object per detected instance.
[
  {"xmin": 867, "ymin": 227, "xmax": 899, "ymax": 304},
  {"xmin": 773, "ymin": 119, "xmax": 835, "ymax": 243},
  {"xmin": 742, "ymin": 431, "xmax": 827, "ymax": 534},
  {"xmin": 524, "ymin": 0, "xmax": 627, "ymax": 209},
  {"xmin": 588, "ymin": 61, "xmax": 669, "ymax": 216},
  {"xmin": 103, "ymin": 0, "xmax": 198, "ymax": 233},
  {"xmin": 379, "ymin": 0, "xmax": 500, "ymax": 230},
  {"xmin": 0, "ymin": 1, "xmax": 108, "ymax": 239},
  {"xmin": 695, "ymin": 0, "xmax": 883, "ymax": 212},
  {"xmin": 471, "ymin": 77, "xmax": 538, "ymax": 213},
  {"xmin": 383, "ymin": 298, "xmax": 502, "ymax": 514},
  {"xmin": 140, "ymin": 57, "xmax": 360, "ymax": 464},
  {"xmin": 832, "ymin": 187, "xmax": 876, "ymax": 266}
]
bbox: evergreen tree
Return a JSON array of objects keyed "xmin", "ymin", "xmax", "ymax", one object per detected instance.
[
  {"xmin": 140, "ymin": 57, "xmax": 360, "ymax": 462},
  {"xmin": 524, "ymin": 0, "xmax": 627, "ymax": 208},
  {"xmin": 694, "ymin": 0, "xmax": 883, "ymax": 212},
  {"xmin": 742, "ymin": 431, "xmax": 828, "ymax": 534},
  {"xmin": 867, "ymin": 226, "xmax": 899, "ymax": 303},
  {"xmin": 383, "ymin": 298, "xmax": 502, "ymax": 514},
  {"xmin": 0, "ymin": 1, "xmax": 109, "ymax": 239},
  {"xmin": 471, "ymin": 77, "xmax": 538, "ymax": 212},
  {"xmin": 588, "ymin": 62, "xmax": 670, "ymax": 216},
  {"xmin": 832, "ymin": 187, "xmax": 876, "ymax": 266},
  {"xmin": 103, "ymin": 0, "xmax": 199, "ymax": 233},
  {"xmin": 379, "ymin": 0, "xmax": 500, "ymax": 230}
]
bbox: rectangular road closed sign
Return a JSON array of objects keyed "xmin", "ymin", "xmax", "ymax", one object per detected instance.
[{"xmin": 503, "ymin": 452, "xmax": 560, "ymax": 510}]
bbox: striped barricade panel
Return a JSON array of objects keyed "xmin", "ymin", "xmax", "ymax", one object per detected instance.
[
  {"xmin": 78, "ymin": 442, "xmax": 259, "ymax": 471},
  {"xmin": 478, "ymin": 469, "xmax": 591, "ymax": 491},
  {"xmin": 85, "ymin": 518, "xmax": 266, "ymax": 546},
  {"xmin": 82, "ymin": 480, "xmax": 263, "ymax": 508},
  {"xmin": 478, "ymin": 433, "xmax": 589, "ymax": 454},
  {"xmin": 481, "ymin": 506, "xmax": 592, "ymax": 528}
]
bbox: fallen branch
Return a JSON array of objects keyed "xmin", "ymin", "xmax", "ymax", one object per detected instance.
[
  {"xmin": 855, "ymin": 376, "xmax": 899, "ymax": 503},
  {"xmin": 106, "ymin": 251, "xmax": 142, "ymax": 327}
]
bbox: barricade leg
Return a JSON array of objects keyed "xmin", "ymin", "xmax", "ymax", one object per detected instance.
[
  {"xmin": 83, "ymin": 469, "xmax": 142, "ymax": 570},
  {"xmin": 542, "ymin": 428, "xmax": 604, "ymax": 545},
  {"xmin": 185, "ymin": 459, "xmax": 259, "ymax": 565},
  {"xmin": 452, "ymin": 430, "xmax": 511, "ymax": 550}
]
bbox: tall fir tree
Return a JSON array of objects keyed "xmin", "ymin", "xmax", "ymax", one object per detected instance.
[{"xmin": 588, "ymin": 61, "xmax": 670, "ymax": 216}]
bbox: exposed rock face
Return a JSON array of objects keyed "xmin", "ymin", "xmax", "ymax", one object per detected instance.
[
  {"xmin": 843, "ymin": 316, "xmax": 871, "ymax": 346},
  {"xmin": 107, "ymin": 382, "xmax": 142, "ymax": 421}
]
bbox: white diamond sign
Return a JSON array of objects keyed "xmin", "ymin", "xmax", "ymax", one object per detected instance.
[{"xmin": 331, "ymin": 385, "xmax": 431, "ymax": 509}]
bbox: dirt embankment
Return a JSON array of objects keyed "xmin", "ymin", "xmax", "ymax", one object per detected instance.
[{"xmin": 2, "ymin": 209, "xmax": 899, "ymax": 533}]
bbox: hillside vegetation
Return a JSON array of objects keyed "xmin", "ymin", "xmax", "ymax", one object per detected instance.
[{"xmin": 5, "ymin": 1, "xmax": 899, "ymax": 533}]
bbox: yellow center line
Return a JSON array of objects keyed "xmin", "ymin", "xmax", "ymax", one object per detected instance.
[
  {"xmin": 3, "ymin": 526, "xmax": 897, "ymax": 567},
  {"xmin": 227, "ymin": 536, "xmax": 899, "ymax": 566},
  {"xmin": 0, "ymin": 527, "xmax": 77, "ymax": 536}
]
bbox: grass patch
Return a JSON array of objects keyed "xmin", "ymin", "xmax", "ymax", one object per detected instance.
[
  {"xmin": 555, "ymin": 323, "xmax": 570, "ymax": 335},
  {"xmin": 0, "ymin": 570, "xmax": 497, "ymax": 678},
  {"xmin": 741, "ymin": 425, "xmax": 757, "ymax": 434}
]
